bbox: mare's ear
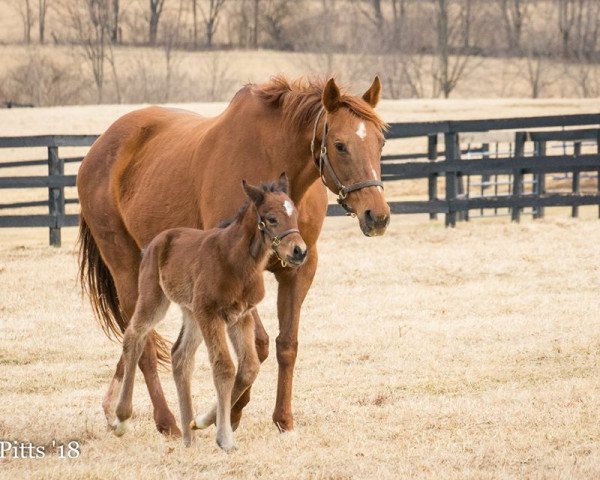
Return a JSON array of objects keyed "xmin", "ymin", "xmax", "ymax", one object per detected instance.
[
  {"xmin": 242, "ymin": 179, "xmax": 264, "ymax": 205},
  {"xmin": 322, "ymin": 78, "xmax": 341, "ymax": 113},
  {"xmin": 277, "ymin": 172, "xmax": 289, "ymax": 194},
  {"xmin": 362, "ymin": 76, "xmax": 381, "ymax": 108}
]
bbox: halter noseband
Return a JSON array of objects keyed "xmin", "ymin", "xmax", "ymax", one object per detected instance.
[
  {"xmin": 310, "ymin": 107, "xmax": 384, "ymax": 215},
  {"xmin": 257, "ymin": 213, "xmax": 299, "ymax": 268}
]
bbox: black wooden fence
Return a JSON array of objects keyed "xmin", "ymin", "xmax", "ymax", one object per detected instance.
[{"xmin": 1, "ymin": 113, "xmax": 600, "ymax": 246}]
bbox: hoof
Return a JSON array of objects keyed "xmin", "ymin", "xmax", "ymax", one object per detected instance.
[
  {"xmin": 217, "ymin": 439, "xmax": 237, "ymax": 453},
  {"xmin": 157, "ymin": 423, "xmax": 182, "ymax": 438},
  {"xmin": 190, "ymin": 412, "xmax": 214, "ymax": 430},
  {"xmin": 112, "ymin": 419, "xmax": 129, "ymax": 437}
]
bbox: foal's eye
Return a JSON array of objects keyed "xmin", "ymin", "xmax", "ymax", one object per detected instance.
[
  {"xmin": 267, "ymin": 216, "xmax": 278, "ymax": 225},
  {"xmin": 334, "ymin": 142, "xmax": 347, "ymax": 153}
]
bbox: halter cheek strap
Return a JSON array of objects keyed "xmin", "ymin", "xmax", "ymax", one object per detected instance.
[
  {"xmin": 257, "ymin": 214, "xmax": 299, "ymax": 268},
  {"xmin": 310, "ymin": 107, "xmax": 384, "ymax": 215}
]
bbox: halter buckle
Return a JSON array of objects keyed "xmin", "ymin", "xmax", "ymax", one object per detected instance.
[
  {"xmin": 338, "ymin": 189, "xmax": 347, "ymax": 200},
  {"xmin": 271, "ymin": 237, "xmax": 281, "ymax": 247},
  {"xmin": 258, "ymin": 221, "xmax": 266, "ymax": 231}
]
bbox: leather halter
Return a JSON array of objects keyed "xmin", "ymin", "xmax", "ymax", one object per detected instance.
[
  {"xmin": 310, "ymin": 107, "xmax": 384, "ymax": 215},
  {"xmin": 257, "ymin": 213, "xmax": 299, "ymax": 268}
]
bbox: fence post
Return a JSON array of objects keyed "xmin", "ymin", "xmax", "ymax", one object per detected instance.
[
  {"xmin": 572, "ymin": 142, "xmax": 581, "ymax": 218},
  {"xmin": 533, "ymin": 139, "xmax": 546, "ymax": 218},
  {"xmin": 512, "ymin": 132, "xmax": 525, "ymax": 222},
  {"xmin": 444, "ymin": 132, "xmax": 459, "ymax": 227},
  {"xmin": 48, "ymin": 146, "xmax": 64, "ymax": 247},
  {"xmin": 427, "ymin": 134, "xmax": 438, "ymax": 220}
]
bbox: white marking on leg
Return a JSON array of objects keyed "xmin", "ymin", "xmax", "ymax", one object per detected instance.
[
  {"xmin": 356, "ymin": 121, "xmax": 367, "ymax": 140},
  {"xmin": 283, "ymin": 200, "xmax": 293, "ymax": 217},
  {"xmin": 112, "ymin": 419, "xmax": 129, "ymax": 437}
]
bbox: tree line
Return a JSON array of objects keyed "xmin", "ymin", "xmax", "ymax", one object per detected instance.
[{"xmin": 4, "ymin": 0, "xmax": 600, "ymax": 104}]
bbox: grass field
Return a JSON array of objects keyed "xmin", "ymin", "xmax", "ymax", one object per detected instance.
[
  {"xmin": 1, "ymin": 97, "xmax": 600, "ymax": 478},
  {"xmin": 1, "ymin": 214, "xmax": 600, "ymax": 479}
]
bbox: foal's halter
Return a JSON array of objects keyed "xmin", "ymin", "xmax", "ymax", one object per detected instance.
[
  {"xmin": 257, "ymin": 213, "xmax": 299, "ymax": 268},
  {"xmin": 310, "ymin": 107, "xmax": 384, "ymax": 215}
]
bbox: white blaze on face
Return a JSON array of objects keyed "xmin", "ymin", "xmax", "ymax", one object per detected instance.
[
  {"xmin": 372, "ymin": 168, "xmax": 383, "ymax": 193},
  {"xmin": 283, "ymin": 200, "xmax": 294, "ymax": 217},
  {"xmin": 356, "ymin": 121, "xmax": 367, "ymax": 141}
]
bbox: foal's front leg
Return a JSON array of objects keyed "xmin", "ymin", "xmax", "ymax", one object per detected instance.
[
  {"xmin": 113, "ymin": 295, "xmax": 169, "ymax": 436},
  {"xmin": 195, "ymin": 312, "xmax": 236, "ymax": 452},
  {"xmin": 192, "ymin": 312, "xmax": 260, "ymax": 431},
  {"xmin": 171, "ymin": 308, "xmax": 203, "ymax": 446}
]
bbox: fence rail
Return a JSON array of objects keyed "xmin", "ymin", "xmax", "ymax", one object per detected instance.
[{"xmin": 2, "ymin": 112, "xmax": 600, "ymax": 245}]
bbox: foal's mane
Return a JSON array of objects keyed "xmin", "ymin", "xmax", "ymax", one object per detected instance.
[
  {"xmin": 218, "ymin": 180, "xmax": 287, "ymax": 229},
  {"xmin": 254, "ymin": 75, "xmax": 388, "ymax": 132}
]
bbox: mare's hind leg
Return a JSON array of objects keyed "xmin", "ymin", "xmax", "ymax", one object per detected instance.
[
  {"xmin": 94, "ymin": 226, "xmax": 180, "ymax": 436},
  {"xmin": 192, "ymin": 311, "xmax": 260, "ymax": 432},
  {"xmin": 113, "ymin": 288, "xmax": 170, "ymax": 436},
  {"xmin": 171, "ymin": 307, "xmax": 203, "ymax": 446}
]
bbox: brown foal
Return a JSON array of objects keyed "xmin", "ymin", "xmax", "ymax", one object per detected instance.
[{"xmin": 111, "ymin": 174, "xmax": 306, "ymax": 451}]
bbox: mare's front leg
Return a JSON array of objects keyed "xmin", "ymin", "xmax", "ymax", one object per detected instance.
[
  {"xmin": 113, "ymin": 292, "xmax": 170, "ymax": 436},
  {"xmin": 273, "ymin": 249, "xmax": 318, "ymax": 432}
]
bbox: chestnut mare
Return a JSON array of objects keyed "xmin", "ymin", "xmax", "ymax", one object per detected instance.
[
  {"xmin": 112, "ymin": 175, "xmax": 306, "ymax": 451},
  {"xmin": 77, "ymin": 76, "xmax": 390, "ymax": 437}
]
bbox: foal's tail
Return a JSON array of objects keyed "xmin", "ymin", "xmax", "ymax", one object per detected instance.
[{"xmin": 77, "ymin": 216, "xmax": 171, "ymax": 367}]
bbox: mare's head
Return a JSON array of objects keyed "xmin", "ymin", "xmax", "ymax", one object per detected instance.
[
  {"xmin": 242, "ymin": 173, "xmax": 307, "ymax": 267},
  {"xmin": 317, "ymin": 77, "xmax": 390, "ymax": 236}
]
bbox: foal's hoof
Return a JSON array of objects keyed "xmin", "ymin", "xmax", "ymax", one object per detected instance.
[
  {"xmin": 111, "ymin": 419, "xmax": 129, "ymax": 437},
  {"xmin": 190, "ymin": 412, "xmax": 213, "ymax": 430},
  {"xmin": 217, "ymin": 440, "xmax": 237, "ymax": 453}
]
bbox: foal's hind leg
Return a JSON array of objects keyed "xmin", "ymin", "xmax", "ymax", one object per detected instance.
[
  {"xmin": 113, "ymin": 291, "xmax": 170, "ymax": 436},
  {"xmin": 171, "ymin": 307, "xmax": 203, "ymax": 446},
  {"xmin": 192, "ymin": 312, "xmax": 260, "ymax": 432}
]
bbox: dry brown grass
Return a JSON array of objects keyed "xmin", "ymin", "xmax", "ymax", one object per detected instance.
[{"xmin": 1, "ymin": 213, "xmax": 600, "ymax": 479}]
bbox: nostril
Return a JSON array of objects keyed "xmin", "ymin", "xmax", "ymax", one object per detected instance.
[
  {"xmin": 293, "ymin": 245, "xmax": 304, "ymax": 258},
  {"xmin": 364, "ymin": 209, "xmax": 375, "ymax": 225}
]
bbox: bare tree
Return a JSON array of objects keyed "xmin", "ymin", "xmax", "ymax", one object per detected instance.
[
  {"xmin": 38, "ymin": 0, "xmax": 50, "ymax": 44},
  {"xmin": 558, "ymin": 0, "xmax": 577, "ymax": 56},
  {"xmin": 500, "ymin": 0, "xmax": 529, "ymax": 52},
  {"xmin": 199, "ymin": 0, "xmax": 227, "ymax": 48},
  {"xmin": 66, "ymin": 0, "xmax": 112, "ymax": 102},
  {"xmin": 391, "ymin": 0, "xmax": 406, "ymax": 49},
  {"xmin": 149, "ymin": 0, "xmax": 166, "ymax": 45},
  {"xmin": 433, "ymin": 0, "xmax": 474, "ymax": 98},
  {"xmin": 262, "ymin": 0, "xmax": 294, "ymax": 50},
  {"xmin": 191, "ymin": 0, "xmax": 198, "ymax": 47},
  {"xmin": 110, "ymin": 0, "xmax": 120, "ymax": 43},
  {"xmin": 11, "ymin": 0, "xmax": 34, "ymax": 44},
  {"xmin": 253, "ymin": 0, "xmax": 261, "ymax": 48}
]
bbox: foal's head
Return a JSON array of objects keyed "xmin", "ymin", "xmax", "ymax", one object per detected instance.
[{"xmin": 242, "ymin": 173, "xmax": 307, "ymax": 267}]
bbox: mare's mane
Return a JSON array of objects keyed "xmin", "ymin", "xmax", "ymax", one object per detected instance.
[
  {"xmin": 218, "ymin": 180, "xmax": 287, "ymax": 229},
  {"xmin": 253, "ymin": 75, "xmax": 388, "ymax": 132}
]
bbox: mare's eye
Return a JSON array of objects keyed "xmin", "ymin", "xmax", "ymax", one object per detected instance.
[
  {"xmin": 267, "ymin": 216, "xmax": 278, "ymax": 225},
  {"xmin": 334, "ymin": 142, "xmax": 347, "ymax": 153}
]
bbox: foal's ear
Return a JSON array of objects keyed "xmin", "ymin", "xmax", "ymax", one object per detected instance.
[
  {"xmin": 322, "ymin": 78, "xmax": 341, "ymax": 113},
  {"xmin": 242, "ymin": 179, "xmax": 264, "ymax": 205},
  {"xmin": 362, "ymin": 76, "xmax": 381, "ymax": 108},
  {"xmin": 277, "ymin": 172, "xmax": 289, "ymax": 194}
]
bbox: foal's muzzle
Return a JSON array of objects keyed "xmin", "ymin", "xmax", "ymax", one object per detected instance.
[{"xmin": 287, "ymin": 243, "xmax": 308, "ymax": 266}]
